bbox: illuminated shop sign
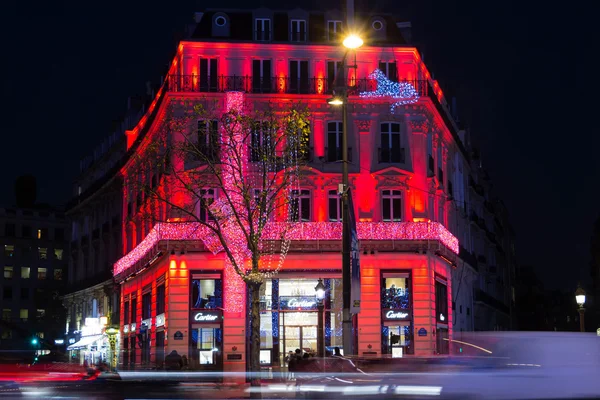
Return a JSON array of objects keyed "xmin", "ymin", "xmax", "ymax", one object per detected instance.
[
  {"xmin": 382, "ymin": 309, "xmax": 411, "ymax": 321},
  {"xmin": 191, "ymin": 310, "xmax": 222, "ymax": 323},
  {"xmin": 279, "ymin": 296, "xmax": 318, "ymax": 310}
]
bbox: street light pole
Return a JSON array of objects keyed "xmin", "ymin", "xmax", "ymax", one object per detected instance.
[
  {"xmin": 575, "ymin": 284, "xmax": 586, "ymax": 332},
  {"xmin": 315, "ymin": 279, "xmax": 326, "ymax": 358},
  {"xmin": 328, "ymin": 34, "xmax": 363, "ymax": 357}
]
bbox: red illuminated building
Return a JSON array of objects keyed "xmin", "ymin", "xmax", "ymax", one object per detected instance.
[{"xmin": 111, "ymin": 6, "xmax": 503, "ymax": 375}]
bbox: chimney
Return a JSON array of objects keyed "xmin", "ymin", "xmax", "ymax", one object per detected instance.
[{"xmin": 346, "ymin": 0, "xmax": 355, "ymax": 29}]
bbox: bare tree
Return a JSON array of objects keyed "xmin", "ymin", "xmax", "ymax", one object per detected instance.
[{"xmin": 126, "ymin": 95, "xmax": 311, "ymax": 392}]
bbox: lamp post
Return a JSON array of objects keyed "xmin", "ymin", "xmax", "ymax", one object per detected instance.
[
  {"xmin": 315, "ymin": 278, "xmax": 326, "ymax": 358},
  {"xmin": 575, "ymin": 285, "xmax": 586, "ymax": 332},
  {"xmin": 105, "ymin": 326, "xmax": 119, "ymax": 371},
  {"xmin": 327, "ymin": 33, "xmax": 363, "ymax": 357}
]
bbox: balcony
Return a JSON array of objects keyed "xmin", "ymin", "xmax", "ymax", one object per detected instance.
[
  {"xmin": 166, "ymin": 75, "xmax": 430, "ymax": 97},
  {"xmin": 324, "ymin": 147, "xmax": 352, "ymax": 163},
  {"xmin": 378, "ymin": 147, "xmax": 405, "ymax": 164}
]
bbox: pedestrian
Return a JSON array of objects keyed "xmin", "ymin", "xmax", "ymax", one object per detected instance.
[{"xmin": 164, "ymin": 350, "xmax": 183, "ymax": 371}]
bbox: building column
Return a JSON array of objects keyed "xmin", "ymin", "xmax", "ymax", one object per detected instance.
[{"xmin": 408, "ymin": 119, "xmax": 430, "ymax": 220}]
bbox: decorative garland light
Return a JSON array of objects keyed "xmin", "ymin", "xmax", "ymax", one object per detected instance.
[
  {"xmin": 113, "ymin": 221, "xmax": 459, "ymax": 277},
  {"xmin": 359, "ymin": 69, "xmax": 420, "ymax": 113}
]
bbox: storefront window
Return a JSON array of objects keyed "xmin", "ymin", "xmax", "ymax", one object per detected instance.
[
  {"xmin": 381, "ymin": 272, "xmax": 413, "ymax": 356},
  {"xmin": 191, "ymin": 277, "xmax": 222, "ymax": 309},
  {"xmin": 191, "ymin": 327, "xmax": 222, "ymax": 365},
  {"xmin": 141, "ymin": 292, "xmax": 151, "ymax": 320},
  {"xmin": 435, "ymin": 279, "xmax": 449, "ymax": 355},
  {"xmin": 156, "ymin": 284, "xmax": 165, "ymax": 315}
]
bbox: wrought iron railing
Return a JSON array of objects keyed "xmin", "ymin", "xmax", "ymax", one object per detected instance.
[
  {"xmin": 378, "ymin": 147, "xmax": 405, "ymax": 164},
  {"xmin": 166, "ymin": 75, "xmax": 430, "ymax": 97}
]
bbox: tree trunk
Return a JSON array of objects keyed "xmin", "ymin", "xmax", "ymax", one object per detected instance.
[{"xmin": 249, "ymin": 281, "xmax": 262, "ymax": 399}]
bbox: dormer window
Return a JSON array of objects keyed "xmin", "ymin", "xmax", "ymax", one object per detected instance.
[
  {"xmin": 255, "ymin": 18, "xmax": 271, "ymax": 41},
  {"xmin": 215, "ymin": 16, "xmax": 227, "ymax": 27},
  {"xmin": 290, "ymin": 19, "xmax": 306, "ymax": 42},
  {"xmin": 372, "ymin": 19, "xmax": 384, "ymax": 31},
  {"xmin": 327, "ymin": 20, "xmax": 342, "ymax": 42}
]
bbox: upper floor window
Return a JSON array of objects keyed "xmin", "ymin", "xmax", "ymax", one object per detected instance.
[
  {"xmin": 156, "ymin": 284, "xmax": 166, "ymax": 315},
  {"xmin": 255, "ymin": 18, "xmax": 271, "ymax": 41},
  {"xmin": 326, "ymin": 121, "xmax": 343, "ymax": 162},
  {"xmin": 427, "ymin": 134, "xmax": 434, "ymax": 177},
  {"xmin": 290, "ymin": 189, "xmax": 311, "ymax": 222},
  {"xmin": 327, "ymin": 20, "xmax": 342, "ymax": 42},
  {"xmin": 290, "ymin": 19, "xmax": 306, "ymax": 42},
  {"xmin": 198, "ymin": 189, "xmax": 216, "ymax": 223},
  {"xmin": 197, "ymin": 120, "xmax": 219, "ymax": 162},
  {"xmin": 289, "ymin": 60, "xmax": 309, "ymax": 94},
  {"xmin": 4, "ymin": 245, "xmax": 14, "ymax": 258},
  {"xmin": 142, "ymin": 291, "xmax": 151, "ymax": 320},
  {"xmin": 3, "ymin": 266, "xmax": 13, "ymax": 279},
  {"xmin": 327, "ymin": 61, "xmax": 342, "ymax": 93},
  {"xmin": 252, "ymin": 59, "xmax": 272, "ymax": 93},
  {"xmin": 328, "ymin": 190, "xmax": 342, "ymax": 222},
  {"xmin": 4, "ymin": 224, "xmax": 15, "ymax": 237},
  {"xmin": 250, "ymin": 121, "xmax": 274, "ymax": 162},
  {"xmin": 192, "ymin": 276, "xmax": 223, "ymax": 309},
  {"xmin": 379, "ymin": 61, "xmax": 398, "ymax": 82},
  {"xmin": 382, "ymin": 190, "xmax": 402, "ymax": 222},
  {"xmin": 124, "ymin": 301, "xmax": 130, "ymax": 325},
  {"xmin": 199, "ymin": 58, "xmax": 218, "ymax": 92},
  {"xmin": 379, "ymin": 123, "xmax": 404, "ymax": 163}
]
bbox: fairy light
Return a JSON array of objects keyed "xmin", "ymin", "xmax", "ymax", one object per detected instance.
[
  {"xmin": 114, "ymin": 221, "xmax": 459, "ymax": 277},
  {"xmin": 359, "ymin": 69, "xmax": 420, "ymax": 112}
]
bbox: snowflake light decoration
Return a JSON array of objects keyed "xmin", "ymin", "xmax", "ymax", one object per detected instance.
[{"xmin": 359, "ymin": 69, "xmax": 420, "ymax": 113}]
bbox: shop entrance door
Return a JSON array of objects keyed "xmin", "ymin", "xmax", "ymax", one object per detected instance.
[{"xmin": 283, "ymin": 326, "xmax": 317, "ymax": 356}]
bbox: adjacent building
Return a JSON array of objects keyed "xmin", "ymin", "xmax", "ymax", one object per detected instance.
[{"xmin": 0, "ymin": 204, "xmax": 68, "ymax": 350}]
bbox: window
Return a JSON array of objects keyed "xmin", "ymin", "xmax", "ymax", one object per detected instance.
[
  {"xmin": 379, "ymin": 122, "xmax": 404, "ymax": 163},
  {"xmin": 290, "ymin": 19, "xmax": 306, "ymax": 42},
  {"xmin": 327, "ymin": 61, "xmax": 342, "ymax": 93},
  {"xmin": 192, "ymin": 277, "xmax": 223, "ymax": 309},
  {"xmin": 381, "ymin": 274, "xmax": 410, "ymax": 310},
  {"xmin": 328, "ymin": 190, "xmax": 343, "ymax": 222},
  {"xmin": 124, "ymin": 301, "xmax": 130, "ymax": 325},
  {"xmin": 54, "ymin": 249, "xmax": 63, "ymax": 260},
  {"xmin": 427, "ymin": 134, "xmax": 434, "ymax": 177},
  {"xmin": 4, "ymin": 245, "xmax": 14, "ymax": 258},
  {"xmin": 54, "ymin": 268, "xmax": 63, "ymax": 280},
  {"xmin": 378, "ymin": 61, "xmax": 398, "ymax": 82},
  {"xmin": 5, "ymin": 224, "xmax": 15, "ymax": 237},
  {"xmin": 21, "ymin": 288, "xmax": 28, "ymax": 300},
  {"xmin": 382, "ymin": 190, "xmax": 402, "ymax": 222},
  {"xmin": 1, "ymin": 329, "xmax": 11, "ymax": 339},
  {"xmin": 198, "ymin": 189, "xmax": 216, "ymax": 222},
  {"xmin": 215, "ymin": 15, "xmax": 226, "ymax": 26},
  {"xmin": 197, "ymin": 120, "xmax": 219, "ymax": 161},
  {"xmin": 3, "ymin": 287, "xmax": 12, "ymax": 300},
  {"xmin": 20, "ymin": 309, "xmax": 28, "ymax": 321},
  {"xmin": 252, "ymin": 59, "xmax": 272, "ymax": 93},
  {"xmin": 142, "ymin": 292, "xmax": 151, "ymax": 320},
  {"xmin": 156, "ymin": 284, "xmax": 166, "ymax": 315},
  {"xmin": 290, "ymin": 189, "xmax": 311, "ymax": 222},
  {"xmin": 54, "ymin": 228, "xmax": 65, "ymax": 241},
  {"xmin": 2, "ymin": 309, "xmax": 10, "ymax": 321},
  {"xmin": 199, "ymin": 58, "xmax": 218, "ymax": 92},
  {"xmin": 37, "ymin": 228, "xmax": 48, "ymax": 240},
  {"xmin": 36, "ymin": 309, "xmax": 45, "ymax": 320},
  {"xmin": 372, "ymin": 20, "xmax": 384, "ymax": 31},
  {"xmin": 37, "ymin": 268, "xmax": 47, "ymax": 280},
  {"xmin": 381, "ymin": 272, "xmax": 413, "ymax": 356},
  {"xmin": 326, "ymin": 121, "xmax": 343, "ymax": 162},
  {"xmin": 255, "ymin": 18, "xmax": 271, "ymax": 41},
  {"xmin": 130, "ymin": 298, "xmax": 138, "ymax": 325},
  {"xmin": 38, "ymin": 248, "xmax": 47, "ymax": 260},
  {"xmin": 327, "ymin": 20, "xmax": 342, "ymax": 41},
  {"xmin": 22, "ymin": 225, "xmax": 32, "ymax": 238},
  {"xmin": 21, "ymin": 267, "xmax": 30, "ymax": 279},
  {"xmin": 289, "ymin": 60, "xmax": 309, "ymax": 94},
  {"xmin": 3, "ymin": 266, "xmax": 13, "ymax": 279},
  {"xmin": 435, "ymin": 280, "xmax": 448, "ymax": 323},
  {"xmin": 250, "ymin": 121, "xmax": 274, "ymax": 162}
]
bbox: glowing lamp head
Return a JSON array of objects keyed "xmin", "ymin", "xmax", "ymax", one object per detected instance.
[
  {"xmin": 576, "ymin": 285, "xmax": 586, "ymax": 307},
  {"xmin": 315, "ymin": 278, "xmax": 326, "ymax": 301},
  {"xmin": 343, "ymin": 34, "xmax": 364, "ymax": 49},
  {"xmin": 328, "ymin": 96, "xmax": 345, "ymax": 106},
  {"xmin": 105, "ymin": 326, "xmax": 119, "ymax": 336},
  {"xmin": 31, "ymin": 338, "xmax": 38, "ymax": 346}
]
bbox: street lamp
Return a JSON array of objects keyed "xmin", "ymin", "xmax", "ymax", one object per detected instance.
[
  {"xmin": 327, "ymin": 34, "xmax": 363, "ymax": 356},
  {"xmin": 575, "ymin": 285, "xmax": 586, "ymax": 332},
  {"xmin": 315, "ymin": 278, "xmax": 326, "ymax": 358},
  {"xmin": 105, "ymin": 326, "xmax": 119, "ymax": 371}
]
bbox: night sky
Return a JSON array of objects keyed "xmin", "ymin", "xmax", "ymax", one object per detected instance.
[{"xmin": 1, "ymin": 0, "xmax": 598, "ymax": 290}]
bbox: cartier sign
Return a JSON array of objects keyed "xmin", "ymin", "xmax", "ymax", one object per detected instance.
[
  {"xmin": 280, "ymin": 296, "xmax": 318, "ymax": 310},
  {"xmin": 191, "ymin": 310, "xmax": 222, "ymax": 323},
  {"xmin": 382, "ymin": 309, "xmax": 411, "ymax": 321}
]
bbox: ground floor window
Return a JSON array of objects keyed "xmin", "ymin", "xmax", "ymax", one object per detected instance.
[
  {"xmin": 155, "ymin": 330, "xmax": 165, "ymax": 366},
  {"xmin": 191, "ymin": 327, "xmax": 222, "ymax": 367},
  {"xmin": 436, "ymin": 327, "xmax": 449, "ymax": 355},
  {"xmin": 382, "ymin": 324, "xmax": 413, "ymax": 357}
]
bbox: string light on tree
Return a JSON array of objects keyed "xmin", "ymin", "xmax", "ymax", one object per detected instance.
[{"xmin": 359, "ymin": 69, "xmax": 420, "ymax": 113}]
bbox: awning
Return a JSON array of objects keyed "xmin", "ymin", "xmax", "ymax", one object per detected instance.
[{"xmin": 67, "ymin": 334, "xmax": 105, "ymax": 350}]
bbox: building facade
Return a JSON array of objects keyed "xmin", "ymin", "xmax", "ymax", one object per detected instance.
[
  {"xmin": 0, "ymin": 206, "xmax": 68, "ymax": 350},
  {"xmin": 110, "ymin": 6, "xmax": 516, "ymax": 373},
  {"xmin": 62, "ymin": 97, "xmax": 148, "ymax": 365}
]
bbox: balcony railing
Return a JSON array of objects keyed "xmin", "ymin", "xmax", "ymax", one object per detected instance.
[
  {"xmin": 166, "ymin": 75, "xmax": 430, "ymax": 97},
  {"xmin": 324, "ymin": 147, "xmax": 352, "ymax": 163},
  {"xmin": 378, "ymin": 147, "xmax": 405, "ymax": 164}
]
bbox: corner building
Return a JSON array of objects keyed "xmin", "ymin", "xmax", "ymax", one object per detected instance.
[{"xmin": 114, "ymin": 7, "xmax": 472, "ymax": 374}]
